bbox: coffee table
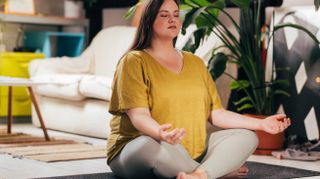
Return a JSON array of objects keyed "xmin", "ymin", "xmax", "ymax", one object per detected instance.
[{"xmin": 0, "ymin": 76, "xmax": 50, "ymax": 141}]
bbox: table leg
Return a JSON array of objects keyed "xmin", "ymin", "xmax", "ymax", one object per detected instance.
[
  {"xmin": 7, "ymin": 86, "xmax": 12, "ymax": 134},
  {"xmin": 27, "ymin": 87, "xmax": 50, "ymax": 141}
]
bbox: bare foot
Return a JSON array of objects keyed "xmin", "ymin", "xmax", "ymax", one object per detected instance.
[
  {"xmin": 176, "ymin": 169, "xmax": 208, "ymax": 179},
  {"xmin": 220, "ymin": 165, "xmax": 249, "ymax": 178}
]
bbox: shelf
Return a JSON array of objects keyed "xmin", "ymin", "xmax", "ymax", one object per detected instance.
[
  {"xmin": 0, "ymin": 13, "xmax": 89, "ymax": 27},
  {"xmin": 0, "ymin": 13, "xmax": 89, "ymax": 46},
  {"xmin": 24, "ymin": 31, "xmax": 85, "ymax": 57}
]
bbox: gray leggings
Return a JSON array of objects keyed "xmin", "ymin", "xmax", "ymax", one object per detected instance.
[{"xmin": 109, "ymin": 129, "xmax": 258, "ymax": 179}]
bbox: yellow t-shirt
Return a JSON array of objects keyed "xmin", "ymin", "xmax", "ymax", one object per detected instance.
[{"xmin": 107, "ymin": 50, "xmax": 223, "ymax": 163}]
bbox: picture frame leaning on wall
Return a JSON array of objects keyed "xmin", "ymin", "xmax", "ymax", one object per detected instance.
[{"xmin": 4, "ymin": 0, "xmax": 35, "ymax": 15}]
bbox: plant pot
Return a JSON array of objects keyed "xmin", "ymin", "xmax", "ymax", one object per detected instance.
[{"xmin": 245, "ymin": 114, "xmax": 285, "ymax": 155}]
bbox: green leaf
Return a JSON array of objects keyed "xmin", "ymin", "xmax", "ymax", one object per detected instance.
[
  {"xmin": 275, "ymin": 67, "xmax": 290, "ymax": 72},
  {"xmin": 212, "ymin": 0, "xmax": 226, "ymax": 9},
  {"xmin": 233, "ymin": 97, "xmax": 251, "ymax": 106},
  {"xmin": 274, "ymin": 23, "xmax": 320, "ymax": 44},
  {"xmin": 182, "ymin": 38, "xmax": 196, "ymax": 53},
  {"xmin": 274, "ymin": 90, "xmax": 291, "ymax": 97},
  {"xmin": 182, "ymin": 8, "xmax": 198, "ymax": 35},
  {"xmin": 237, "ymin": 103, "xmax": 254, "ymax": 112},
  {"xmin": 180, "ymin": 4, "xmax": 193, "ymax": 11},
  {"xmin": 272, "ymin": 79, "xmax": 289, "ymax": 86},
  {"xmin": 240, "ymin": 80, "xmax": 250, "ymax": 88},
  {"xmin": 230, "ymin": 80, "xmax": 250, "ymax": 90},
  {"xmin": 315, "ymin": 0, "xmax": 320, "ymax": 11},
  {"xmin": 207, "ymin": 0, "xmax": 225, "ymax": 17},
  {"xmin": 193, "ymin": 28, "xmax": 206, "ymax": 50},
  {"xmin": 211, "ymin": 45, "xmax": 227, "ymax": 54},
  {"xmin": 231, "ymin": 0, "xmax": 250, "ymax": 8},
  {"xmin": 229, "ymin": 60, "xmax": 239, "ymax": 64},
  {"xmin": 208, "ymin": 52, "xmax": 228, "ymax": 80},
  {"xmin": 183, "ymin": 0, "xmax": 200, "ymax": 7},
  {"xmin": 125, "ymin": 2, "xmax": 140, "ymax": 19},
  {"xmin": 186, "ymin": 0, "xmax": 210, "ymax": 6},
  {"xmin": 230, "ymin": 81, "xmax": 241, "ymax": 90},
  {"xmin": 195, "ymin": 14, "xmax": 209, "ymax": 28}
]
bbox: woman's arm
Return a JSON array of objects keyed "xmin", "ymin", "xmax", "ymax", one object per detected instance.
[
  {"xmin": 210, "ymin": 109, "xmax": 291, "ymax": 134},
  {"xmin": 126, "ymin": 107, "xmax": 186, "ymax": 144}
]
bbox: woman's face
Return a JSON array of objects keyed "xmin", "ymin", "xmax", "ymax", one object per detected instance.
[{"xmin": 152, "ymin": 0, "xmax": 181, "ymax": 40}]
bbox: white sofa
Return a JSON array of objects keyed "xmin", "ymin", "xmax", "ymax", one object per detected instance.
[
  {"xmin": 29, "ymin": 25, "xmax": 229, "ymax": 138},
  {"xmin": 29, "ymin": 26, "xmax": 136, "ymax": 138}
]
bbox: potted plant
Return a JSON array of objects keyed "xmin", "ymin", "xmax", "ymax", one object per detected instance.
[{"xmin": 179, "ymin": 0, "xmax": 320, "ymax": 154}]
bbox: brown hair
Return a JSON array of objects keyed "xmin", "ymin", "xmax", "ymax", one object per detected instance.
[{"xmin": 130, "ymin": 0, "xmax": 179, "ymax": 51}]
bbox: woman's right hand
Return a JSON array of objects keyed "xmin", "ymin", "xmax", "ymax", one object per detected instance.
[{"xmin": 158, "ymin": 124, "xmax": 186, "ymax": 145}]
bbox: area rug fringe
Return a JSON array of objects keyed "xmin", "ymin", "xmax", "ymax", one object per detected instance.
[
  {"xmin": 0, "ymin": 140, "xmax": 77, "ymax": 148},
  {"xmin": 25, "ymin": 150, "xmax": 107, "ymax": 162},
  {"xmin": 0, "ymin": 130, "xmax": 106, "ymax": 162}
]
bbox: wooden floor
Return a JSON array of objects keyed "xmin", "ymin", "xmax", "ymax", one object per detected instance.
[{"xmin": 0, "ymin": 124, "xmax": 319, "ymax": 179}]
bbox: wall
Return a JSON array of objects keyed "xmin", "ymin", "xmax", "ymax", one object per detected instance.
[
  {"xmin": 264, "ymin": 1, "xmax": 319, "ymax": 141},
  {"xmin": 214, "ymin": 8, "xmax": 239, "ymax": 108},
  {"xmin": 272, "ymin": 7, "xmax": 320, "ymax": 140},
  {"xmin": 281, "ymin": 0, "xmax": 314, "ymax": 6},
  {"xmin": 103, "ymin": 8, "xmax": 132, "ymax": 28}
]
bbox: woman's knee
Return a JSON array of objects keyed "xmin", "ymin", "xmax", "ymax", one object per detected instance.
[
  {"xmin": 236, "ymin": 129, "xmax": 259, "ymax": 149},
  {"xmin": 110, "ymin": 136, "xmax": 161, "ymax": 178},
  {"xmin": 126, "ymin": 135, "xmax": 161, "ymax": 164},
  {"xmin": 114, "ymin": 135, "xmax": 161, "ymax": 168},
  {"xmin": 209, "ymin": 129, "xmax": 258, "ymax": 149}
]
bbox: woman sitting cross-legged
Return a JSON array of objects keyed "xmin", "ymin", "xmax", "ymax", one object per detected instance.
[{"xmin": 106, "ymin": 0, "xmax": 291, "ymax": 178}]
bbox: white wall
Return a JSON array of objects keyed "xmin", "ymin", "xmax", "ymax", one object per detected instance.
[
  {"xmin": 281, "ymin": 0, "xmax": 314, "ymax": 7},
  {"xmin": 103, "ymin": 8, "xmax": 132, "ymax": 28},
  {"xmin": 266, "ymin": 0, "xmax": 316, "ymax": 25}
]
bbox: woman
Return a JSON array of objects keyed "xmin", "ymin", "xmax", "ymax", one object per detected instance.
[{"xmin": 107, "ymin": 0, "xmax": 291, "ymax": 178}]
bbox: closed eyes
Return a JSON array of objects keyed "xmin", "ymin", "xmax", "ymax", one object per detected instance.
[{"xmin": 159, "ymin": 10, "xmax": 180, "ymax": 18}]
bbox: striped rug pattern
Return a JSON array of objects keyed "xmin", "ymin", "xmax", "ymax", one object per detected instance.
[{"xmin": 0, "ymin": 129, "xmax": 106, "ymax": 162}]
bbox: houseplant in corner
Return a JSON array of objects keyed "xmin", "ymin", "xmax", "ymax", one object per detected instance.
[{"xmin": 180, "ymin": 0, "xmax": 320, "ymax": 154}]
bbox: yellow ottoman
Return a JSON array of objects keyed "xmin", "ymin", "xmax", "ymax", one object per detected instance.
[{"xmin": 0, "ymin": 52, "xmax": 44, "ymax": 116}]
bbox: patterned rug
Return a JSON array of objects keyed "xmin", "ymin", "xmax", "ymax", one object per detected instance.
[
  {"xmin": 37, "ymin": 162, "xmax": 320, "ymax": 179},
  {"xmin": 0, "ymin": 129, "xmax": 106, "ymax": 162}
]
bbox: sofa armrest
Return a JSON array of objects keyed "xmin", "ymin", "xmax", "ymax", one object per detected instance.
[{"xmin": 29, "ymin": 56, "xmax": 93, "ymax": 77}]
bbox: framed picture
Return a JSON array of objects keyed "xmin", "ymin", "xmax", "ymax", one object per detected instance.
[{"xmin": 4, "ymin": 0, "xmax": 35, "ymax": 15}]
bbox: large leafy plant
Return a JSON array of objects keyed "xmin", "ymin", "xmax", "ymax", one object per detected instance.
[{"xmin": 180, "ymin": 0, "xmax": 320, "ymax": 115}]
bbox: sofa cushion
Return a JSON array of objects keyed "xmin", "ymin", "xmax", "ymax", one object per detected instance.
[
  {"xmin": 31, "ymin": 74, "xmax": 85, "ymax": 101},
  {"xmin": 35, "ymin": 83, "xmax": 84, "ymax": 101},
  {"xmin": 31, "ymin": 74, "xmax": 83, "ymax": 84},
  {"xmin": 90, "ymin": 26, "xmax": 137, "ymax": 77},
  {"xmin": 79, "ymin": 75, "xmax": 113, "ymax": 101}
]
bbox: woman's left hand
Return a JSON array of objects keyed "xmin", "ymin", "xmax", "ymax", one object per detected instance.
[{"xmin": 260, "ymin": 114, "xmax": 291, "ymax": 134}]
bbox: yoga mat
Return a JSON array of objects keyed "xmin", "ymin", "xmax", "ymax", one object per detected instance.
[{"xmin": 36, "ymin": 161, "xmax": 320, "ymax": 179}]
